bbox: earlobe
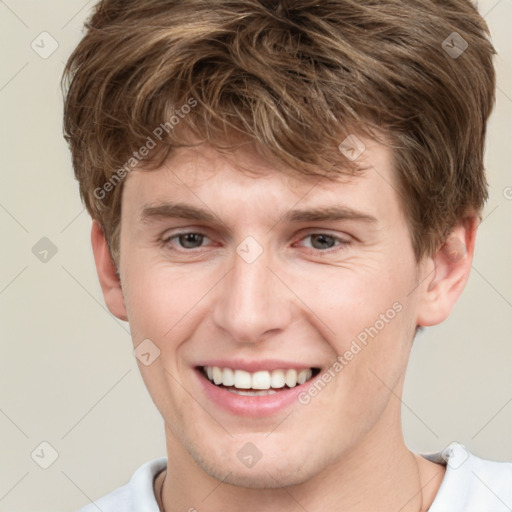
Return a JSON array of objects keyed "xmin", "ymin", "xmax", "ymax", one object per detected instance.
[
  {"xmin": 90, "ymin": 220, "xmax": 128, "ymax": 322},
  {"xmin": 416, "ymin": 215, "xmax": 479, "ymax": 327}
]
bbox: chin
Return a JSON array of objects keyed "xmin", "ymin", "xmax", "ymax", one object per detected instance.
[
  {"xmin": 222, "ymin": 470, "xmax": 306, "ymax": 489},
  {"xmin": 188, "ymin": 443, "xmax": 321, "ymax": 489},
  {"xmin": 209, "ymin": 464, "xmax": 315, "ymax": 490}
]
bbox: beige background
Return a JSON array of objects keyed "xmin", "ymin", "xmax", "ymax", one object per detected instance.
[{"xmin": 0, "ymin": 1, "xmax": 511, "ymax": 510}]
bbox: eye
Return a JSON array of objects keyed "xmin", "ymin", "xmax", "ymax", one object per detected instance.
[
  {"xmin": 158, "ymin": 231, "xmax": 351, "ymax": 254},
  {"xmin": 297, "ymin": 233, "xmax": 351, "ymax": 252},
  {"xmin": 160, "ymin": 232, "xmax": 210, "ymax": 250}
]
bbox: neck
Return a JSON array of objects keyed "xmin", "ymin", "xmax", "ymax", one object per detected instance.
[{"xmin": 157, "ymin": 403, "xmax": 446, "ymax": 512}]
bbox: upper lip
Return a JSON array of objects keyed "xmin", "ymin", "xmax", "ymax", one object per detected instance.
[{"xmin": 196, "ymin": 359, "xmax": 320, "ymax": 373}]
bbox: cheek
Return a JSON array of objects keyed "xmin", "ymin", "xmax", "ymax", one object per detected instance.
[
  {"xmin": 294, "ymin": 260, "xmax": 412, "ymax": 345},
  {"xmin": 123, "ymin": 261, "xmax": 209, "ymax": 340},
  {"xmin": 307, "ymin": 256, "xmax": 416, "ymax": 393}
]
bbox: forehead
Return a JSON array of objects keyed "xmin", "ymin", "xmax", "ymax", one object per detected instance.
[{"xmin": 121, "ymin": 138, "xmax": 403, "ymax": 228}]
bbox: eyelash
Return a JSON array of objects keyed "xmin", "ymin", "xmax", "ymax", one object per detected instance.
[{"xmin": 158, "ymin": 231, "xmax": 351, "ymax": 254}]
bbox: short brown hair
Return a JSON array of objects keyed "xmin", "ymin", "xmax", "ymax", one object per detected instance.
[{"xmin": 62, "ymin": 0, "xmax": 496, "ymax": 268}]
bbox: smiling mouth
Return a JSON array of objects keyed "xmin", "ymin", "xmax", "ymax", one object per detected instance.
[{"xmin": 200, "ymin": 366, "xmax": 321, "ymax": 396}]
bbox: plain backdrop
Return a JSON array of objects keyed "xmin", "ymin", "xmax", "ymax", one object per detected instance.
[{"xmin": 0, "ymin": 1, "xmax": 511, "ymax": 510}]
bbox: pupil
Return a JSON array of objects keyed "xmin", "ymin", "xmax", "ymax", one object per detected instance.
[
  {"xmin": 312, "ymin": 234, "xmax": 334, "ymax": 249},
  {"xmin": 180, "ymin": 233, "xmax": 202, "ymax": 248}
]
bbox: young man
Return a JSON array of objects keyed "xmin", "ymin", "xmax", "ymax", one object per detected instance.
[{"xmin": 62, "ymin": 1, "xmax": 511, "ymax": 511}]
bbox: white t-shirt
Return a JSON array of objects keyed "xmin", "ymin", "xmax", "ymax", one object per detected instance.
[{"xmin": 76, "ymin": 442, "xmax": 512, "ymax": 512}]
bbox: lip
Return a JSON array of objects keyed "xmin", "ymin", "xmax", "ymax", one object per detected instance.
[{"xmin": 194, "ymin": 365, "xmax": 321, "ymax": 418}]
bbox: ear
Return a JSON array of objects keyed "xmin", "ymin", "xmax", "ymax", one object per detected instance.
[
  {"xmin": 90, "ymin": 220, "xmax": 128, "ymax": 322},
  {"xmin": 416, "ymin": 214, "xmax": 479, "ymax": 327}
]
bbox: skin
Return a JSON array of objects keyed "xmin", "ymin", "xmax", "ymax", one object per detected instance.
[{"xmin": 92, "ymin": 136, "xmax": 479, "ymax": 512}]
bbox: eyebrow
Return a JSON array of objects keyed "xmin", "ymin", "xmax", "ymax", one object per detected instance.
[{"xmin": 139, "ymin": 202, "xmax": 378, "ymax": 226}]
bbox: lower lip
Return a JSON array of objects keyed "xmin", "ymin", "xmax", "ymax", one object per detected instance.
[{"xmin": 195, "ymin": 368, "xmax": 315, "ymax": 418}]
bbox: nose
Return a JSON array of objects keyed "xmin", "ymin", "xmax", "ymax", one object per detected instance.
[{"xmin": 211, "ymin": 243, "xmax": 293, "ymax": 344}]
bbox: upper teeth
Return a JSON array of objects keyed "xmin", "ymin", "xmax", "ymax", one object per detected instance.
[{"xmin": 204, "ymin": 366, "xmax": 313, "ymax": 389}]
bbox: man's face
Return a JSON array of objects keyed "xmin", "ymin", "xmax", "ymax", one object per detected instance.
[{"xmin": 118, "ymin": 138, "xmax": 426, "ymax": 487}]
